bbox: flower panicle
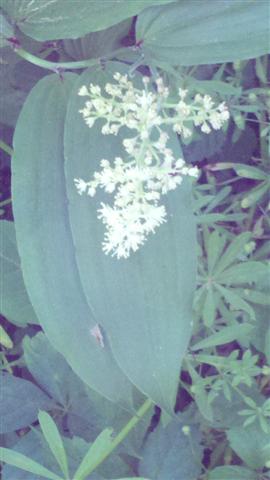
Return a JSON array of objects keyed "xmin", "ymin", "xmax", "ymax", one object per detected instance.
[{"xmin": 75, "ymin": 73, "xmax": 229, "ymax": 259}]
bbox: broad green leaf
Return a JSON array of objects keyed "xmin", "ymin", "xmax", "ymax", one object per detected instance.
[
  {"xmin": 213, "ymin": 232, "xmax": 251, "ymax": 276},
  {"xmin": 0, "ymin": 373, "xmax": 52, "ymax": 434},
  {"xmin": 139, "ymin": 419, "xmax": 203, "ymax": 479},
  {"xmin": 38, "ymin": 411, "xmax": 69, "ymax": 479},
  {"xmin": 1, "ymin": 0, "xmax": 174, "ymax": 40},
  {"xmin": 74, "ymin": 428, "xmax": 113, "ymax": 480},
  {"xmin": 217, "ymin": 261, "xmax": 268, "ymax": 285},
  {"xmin": 64, "ymin": 63, "xmax": 197, "ymax": 413},
  {"xmin": 227, "ymin": 424, "xmax": 270, "ymax": 469},
  {"xmin": 0, "ymin": 448, "xmax": 63, "ymax": 480},
  {"xmin": 191, "ymin": 323, "xmax": 254, "ymax": 351},
  {"xmin": 12, "ymin": 73, "xmax": 133, "ymax": 406},
  {"xmin": 0, "ymin": 220, "xmax": 38, "ymax": 325},
  {"xmin": 208, "ymin": 465, "xmax": 257, "ymax": 480},
  {"xmin": 136, "ymin": 0, "xmax": 270, "ymax": 66},
  {"xmin": 63, "ymin": 19, "xmax": 132, "ymax": 60}
]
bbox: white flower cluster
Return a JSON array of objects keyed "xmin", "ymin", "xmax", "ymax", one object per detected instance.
[
  {"xmin": 75, "ymin": 74, "xmax": 229, "ymax": 259},
  {"xmin": 75, "ymin": 155, "xmax": 197, "ymax": 258},
  {"xmin": 172, "ymin": 89, "xmax": 230, "ymax": 137},
  {"xmin": 78, "ymin": 73, "xmax": 166, "ymax": 138}
]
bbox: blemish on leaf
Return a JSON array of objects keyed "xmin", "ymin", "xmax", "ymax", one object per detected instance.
[{"xmin": 90, "ymin": 324, "xmax": 105, "ymax": 348}]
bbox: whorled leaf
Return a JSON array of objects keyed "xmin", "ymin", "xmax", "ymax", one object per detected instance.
[{"xmin": 1, "ymin": 431, "xmax": 103, "ymax": 480}]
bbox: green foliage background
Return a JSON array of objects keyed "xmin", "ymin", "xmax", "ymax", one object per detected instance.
[{"xmin": 0, "ymin": 1, "xmax": 269, "ymax": 479}]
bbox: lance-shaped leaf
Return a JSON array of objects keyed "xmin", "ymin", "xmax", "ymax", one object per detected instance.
[
  {"xmin": 64, "ymin": 63, "xmax": 197, "ymax": 413},
  {"xmin": 227, "ymin": 424, "xmax": 270, "ymax": 469},
  {"xmin": 0, "ymin": 448, "xmax": 63, "ymax": 480},
  {"xmin": 136, "ymin": 0, "xmax": 270, "ymax": 66},
  {"xmin": 12, "ymin": 73, "xmax": 133, "ymax": 407},
  {"xmin": 38, "ymin": 411, "xmax": 69, "ymax": 479}
]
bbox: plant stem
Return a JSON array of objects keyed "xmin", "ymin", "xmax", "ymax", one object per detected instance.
[
  {"xmin": 83, "ymin": 397, "xmax": 153, "ymax": 478},
  {"xmin": 0, "ymin": 140, "xmax": 13, "ymax": 157},
  {"xmin": 13, "ymin": 46, "xmax": 132, "ymax": 71}
]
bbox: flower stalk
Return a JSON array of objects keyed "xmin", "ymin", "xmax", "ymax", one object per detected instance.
[{"xmin": 12, "ymin": 45, "xmax": 133, "ymax": 71}]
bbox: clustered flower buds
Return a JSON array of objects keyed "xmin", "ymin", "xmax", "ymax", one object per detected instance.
[{"xmin": 75, "ymin": 73, "xmax": 229, "ymax": 259}]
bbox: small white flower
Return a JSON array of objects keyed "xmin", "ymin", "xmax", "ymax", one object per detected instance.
[
  {"xmin": 178, "ymin": 88, "xmax": 188, "ymax": 99},
  {"xmin": 203, "ymin": 94, "xmax": 214, "ymax": 111},
  {"xmin": 74, "ymin": 178, "xmax": 88, "ymax": 195},
  {"xmin": 78, "ymin": 85, "xmax": 89, "ymax": 96},
  {"xmin": 101, "ymin": 124, "xmax": 111, "ymax": 135},
  {"xmin": 123, "ymin": 138, "xmax": 137, "ymax": 154},
  {"xmin": 201, "ymin": 122, "xmax": 211, "ymax": 134},
  {"xmin": 85, "ymin": 117, "xmax": 95, "ymax": 128},
  {"xmin": 188, "ymin": 166, "xmax": 200, "ymax": 177},
  {"xmin": 142, "ymin": 76, "xmax": 150, "ymax": 85},
  {"xmin": 89, "ymin": 84, "xmax": 101, "ymax": 95},
  {"xmin": 87, "ymin": 186, "xmax": 96, "ymax": 197}
]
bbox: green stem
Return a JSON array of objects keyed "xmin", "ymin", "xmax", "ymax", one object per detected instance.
[
  {"xmin": 0, "ymin": 140, "xmax": 13, "ymax": 156},
  {"xmin": 82, "ymin": 397, "xmax": 153, "ymax": 478},
  {"xmin": 14, "ymin": 46, "xmax": 132, "ymax": 71}
]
